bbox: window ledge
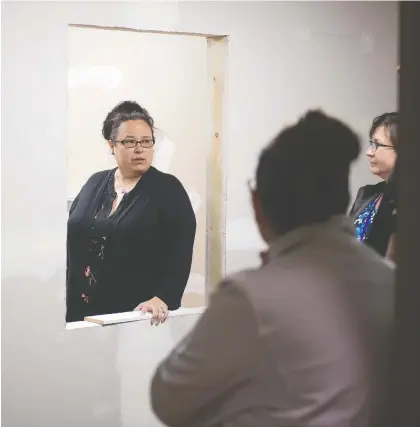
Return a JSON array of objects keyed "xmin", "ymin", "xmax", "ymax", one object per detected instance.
[
  {"xmin": 65, "ymin": 320, "xmax": 101, "ymax": 330},
  {"xmin": 65, "ymin": 306, "xmax": 206, "ymax": 330}
]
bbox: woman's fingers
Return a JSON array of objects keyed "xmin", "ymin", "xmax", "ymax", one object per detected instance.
[
  {"xmin": 151, "ymin": 304, "xmax": 160, "ymax": 326},
  {"xmin": 152, "ymin": 305, "xmax": 169, "ymax": 326},
  {"xmin": 158, "ymin": 306, "xmax": 168, "ymax": 324},
  {"xmin": 135, "ymin": 302, "xmax": 168, "ymax": 326},
  {"xmin": 161, "ymin": 306, "xmax": 169, "ymax": 323}
]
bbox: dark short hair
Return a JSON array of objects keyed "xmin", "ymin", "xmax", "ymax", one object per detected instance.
[
  {"xmin": 369, "ymin": 112, "xmax": 399, "ymax": 147},
  {"xmin": 256, "ymin": 110, "xmax": 360, "ymax": 235},
  {"xmin": 102, "ymin": 101, "xmax": 154, "ymax": 141}
]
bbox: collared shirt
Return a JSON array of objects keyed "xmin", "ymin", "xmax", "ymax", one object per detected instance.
[{"xmin": 151, "ymin": 216, "xmax": 394, "ymax": 427}]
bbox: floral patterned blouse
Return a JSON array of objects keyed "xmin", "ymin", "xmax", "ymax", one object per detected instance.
[
  {"xmin": 354, "ymin": 193, "xmax": 384, "ymax": 242},
  {"xmin": 80, "ymin": 170, "xmax": 126, "ymax": 307}
]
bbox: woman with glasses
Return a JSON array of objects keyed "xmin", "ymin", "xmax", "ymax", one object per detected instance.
[
  {"xmin": 349, "ymin": 112, "xmax": 398, "ymax": 258},
  {"xmin": 66, "ymin": 101, "xmax": 196, "ymax": 325}
]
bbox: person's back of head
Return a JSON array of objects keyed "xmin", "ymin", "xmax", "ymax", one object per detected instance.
[
  {"xmin": 253, "ymin": 110, "xmax": 360, "ymax": 240},
  {"xmin": 252, "ymin": 112, "xmax": 393, "ymax": 427}
]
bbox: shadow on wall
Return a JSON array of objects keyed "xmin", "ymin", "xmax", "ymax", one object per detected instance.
[{"xmin": 1, "ymin": 270, "xmax": 121, "ymax": 427}]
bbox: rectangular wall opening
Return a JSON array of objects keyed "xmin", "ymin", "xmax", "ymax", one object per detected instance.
[{"xmin": 66, "ymin": 24, "xmax": 227, "ymax": 328}]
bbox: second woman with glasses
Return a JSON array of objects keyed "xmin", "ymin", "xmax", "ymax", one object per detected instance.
[
  {"xmin": 66, "ymin": 101, "xmax": 196, "ymax": 325},
  {"xmin": 349, "ymin": 112, "xmax": 398, "ymax": 258}
]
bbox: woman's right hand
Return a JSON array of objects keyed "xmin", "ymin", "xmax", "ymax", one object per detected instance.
[{"xmin": 134, "ymin": 297, "xmax": 169, "ymax": 326}]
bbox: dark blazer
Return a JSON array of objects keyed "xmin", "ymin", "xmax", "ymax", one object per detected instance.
[
  {"xmin": 66, "ymin": 166, "xmax": 196, "ymax": 322},
  {"xmin": 349, "ymin": 181, "xmax": 395, "ymax": 257}
]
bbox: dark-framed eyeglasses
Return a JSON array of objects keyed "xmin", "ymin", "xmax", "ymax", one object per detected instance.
[
  {"xmin": 114, "ymin": 138, "xmax": 155, "ymax": 149},
  {"xmin": 369, "ymin": 139, "xmax": 395, "ymax": 152}
]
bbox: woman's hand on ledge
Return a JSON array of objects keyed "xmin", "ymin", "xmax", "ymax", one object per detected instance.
[{"xmin": 135, "ymin": 297, "xmax": 169, "ymax": 326}]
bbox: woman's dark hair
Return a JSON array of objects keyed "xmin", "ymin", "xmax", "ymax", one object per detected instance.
[
  {"xmin": 102, "ymin": 101, "xmax": 155, "ymax": 141},
  {"xmin": 256, "ymin": 110, "xmax": 360, "ymax": 235},
  {"xmin": 369, "ymin": 112, "xmax": 399, "ymax": 147}
]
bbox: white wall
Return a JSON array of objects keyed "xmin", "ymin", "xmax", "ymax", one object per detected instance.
[{"xmin": 1, "ymin": 2, "xmax": 397, "ymax": 426}]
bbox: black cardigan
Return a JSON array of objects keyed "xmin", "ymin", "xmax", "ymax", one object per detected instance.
[
  {"xmin": 66, "ymin": 167, "xmax": 196, "ymax": 322},
  {"xmin": 349, "ymin": 181, "xmax": 396, "ymax": 257}
]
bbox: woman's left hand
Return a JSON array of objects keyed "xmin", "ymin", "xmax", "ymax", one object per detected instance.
[{"xmin": 135, "ymin": 297, "xmax": 169, "ymax": 326}]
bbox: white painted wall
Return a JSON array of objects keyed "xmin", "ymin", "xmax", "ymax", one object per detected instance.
[{"xmin": 1, "ymin": 2, "xmax": 397, "ymax": 426}]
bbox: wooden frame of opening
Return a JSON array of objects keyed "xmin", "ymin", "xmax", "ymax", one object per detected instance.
[{"xmin": 206, "ymin": 36, "xmax": 228, "ymax": 295}]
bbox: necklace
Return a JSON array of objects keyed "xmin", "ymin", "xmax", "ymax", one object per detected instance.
[{"xmin": 115, "ymin": 170, "xmax": 138, "ymax": 196}]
